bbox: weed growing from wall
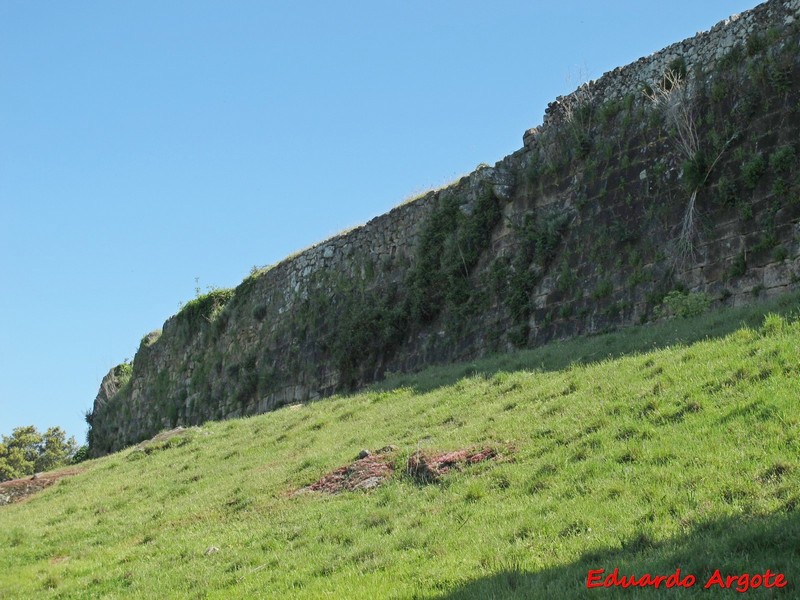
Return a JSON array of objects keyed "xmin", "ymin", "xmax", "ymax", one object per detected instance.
[
  {"xmin": 504, "ymin": 210, "xmax": 569, "ymax": 346},
  {"xmin": 728, "ymin": 250, "xmax": 748, "ymax": 279},
  {"xmin": 770, "ymin": 145, "xmax": 796, "ymax": 174},
  {"xmin": 742, "ymin": 154, "xmax": 767, "ymax": 189},
  {"xmin": 272, "ymin": 185, "xmax": 503, "ymax": 392},
  {"xmin": 408, "ymin": 186, "xmax": 501, "ymax": 326},
  {"xmin": 557, "ymin": 83, "xmax": 596, "ymax": 162},
  {"xmin": 657, "ymin": 290, "xmax": 711, "ymax": 318},
  {"xmin": 646, "ymin": 67, "xmax": 736, "ymax": 263},
  {"xmin": 407, "ymin": 194, "xmax": 460, "ymax": 323},
  {"xmin": 176, "ymin": 288, "xmax": 235, "ymax": 339}
]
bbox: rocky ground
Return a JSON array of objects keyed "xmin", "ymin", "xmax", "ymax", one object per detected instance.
[
  {"xmin": 0, "ymin": 467, "xmax": 84, "ymax": 506},
  {"xmin": 297, "ymin": 444, "xmax": 509, "ymax": 494}
]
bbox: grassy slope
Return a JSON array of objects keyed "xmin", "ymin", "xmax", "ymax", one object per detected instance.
[{"xmin": 1, "ymin": 294, "xmax": 799, "ymax": 599}]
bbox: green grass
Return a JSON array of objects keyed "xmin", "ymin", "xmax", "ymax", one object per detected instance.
[
  {"xmin": 375, "ymin": 291, "xmax": 800, "ymax": 395},
  {"xmin": 1, "ymin": 294, "xmax": 799, "ymax": 598}
]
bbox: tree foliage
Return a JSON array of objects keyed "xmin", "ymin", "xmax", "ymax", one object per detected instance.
[{"xmin": 0, "ymin": 426, "xmax": 77, "ymax": 482}]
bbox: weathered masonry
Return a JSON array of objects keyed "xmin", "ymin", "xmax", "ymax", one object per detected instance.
[{"xmin": 89, "ymin": 0, "xmax": 800, "ymax": 455}]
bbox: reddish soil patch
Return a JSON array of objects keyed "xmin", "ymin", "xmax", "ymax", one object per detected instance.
[
  {"xmin": 407, "ymin": 446, "xmax": 503, "ymax": 483},
  {"xmin": 297, "ymin": 447, "xmax": 396, "ymax": 495},
  {"xmin": 0, "ymin": 467, "xmax": 84, "ymax": 506},
  {"xmin": 296, "ymin": 444, "xmax": 511, "ymax": 494}
]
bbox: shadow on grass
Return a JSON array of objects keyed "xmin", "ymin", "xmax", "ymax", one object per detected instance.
[
  {"xmin": 433, "ymin": 508, "xmax": 799, "ymax": 599},
  {"xmin": 372, "ymin": 291, "xmax": 800, "ymax": 396}
]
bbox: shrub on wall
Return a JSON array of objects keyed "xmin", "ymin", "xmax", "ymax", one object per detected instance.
[
  {"xmin": 504, "ymin": 210, "xmax": 570, "ymax": 345},
  {"xmin": 770, "ymin": 145, "xmax": 796, "ymax": 174},
  {"xmin": 742, "ymin": 154, "xmax": 767, "ymax": 189},
  {"xmin": 176, "ymin": 288, "xmax": 235, "ymax": 338},
  {"xmin": 408, "ymin": 186, "xmax": 501, "ymax": 326},
  {"xmin": 657, "ymin": 290, "xmax": 711, "ymax": 318}
]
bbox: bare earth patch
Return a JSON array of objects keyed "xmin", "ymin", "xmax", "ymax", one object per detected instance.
[
  {"xmin": 296, "ymin": 444, "xmax": 510, "ymax": 494},
  {"xmin": 0, "ymin": 467, "xmax": 84, "ymax": 506},
  {"xmin": 296, "ymin": 446, "xmax": 397, "ymax": 495},
  {"xmin": 407, "ymin": 446, "xmax": 502, "ymax": 483}
]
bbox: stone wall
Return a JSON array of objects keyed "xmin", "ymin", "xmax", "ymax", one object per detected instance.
[
  {"xmin": 539, "ymin": 0, "xmax": 800, "ymax": 129},
  {"xmin": 89, "ymin": 0, "xmax": 800, "ymax": 456}
]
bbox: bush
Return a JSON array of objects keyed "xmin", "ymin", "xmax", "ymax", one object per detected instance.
[
  {"xmin": 666, "ymin": 57, "xmax": 687, "ymax": 83},
  {"xmin": 178, "ymin": 288, "xmax": 235, "ymax": 329},
  {"xmin": 714, "ymin": 176, "xmax": 737, "ymax": 206},
  {"xmin": 597, "ymin": 99, "xmax": 622, "ymax": 126},
  {"xmin": 252, "ymin": 304, "xmax": 268, "ymax": 321},
  {"xmin": 773, "ymin": 246, "xmax": 788, "ymax": 262},
  {"xmin": 746, "ymin": 33, "xmax": 766, "ymax": 56},
  {"xmin": 0, "ymin": 426, "xmax": 78, "ymax": 481},
  {"xmin": 526, "ymin": 159, "xmax": 542, "ymax": 186},
  {"xmin": 682, "ymin": 151, "xmax": 708, "ymax": 191},
  {"xmin": 71, "ymin": 445, "xmax": 90, "ymax": 464},
  {"xmin": 767, "ymin": 56, "xmax": 792, "ymax": 93},
  {"xmin": 408, "ymin": 186, "xmax": 501, "ymax": 325},
  {"xmin": 717, "ymin": 45, "xmax": 744, "ymax": 70},
  {"xmin": 506, "ymin": 211, "xmax": 569, "ymax": 328},
  {"xmin": 728, "ymin": 251, "xmax": 747, "ymax": 278},
  {"xmin": 657, "ymin": 291, "xmax": 711, "ymax": 318},
  {"xmin": 741, "ymin": 155, "xmax": 766, "ymax": 189},
  {"xmin": 592, "ymin": 279, "xmax": 613, "ymax": 300},
  {"xmin": 770, "ymin": 145, "xmax": 796, "ymax": 175}
]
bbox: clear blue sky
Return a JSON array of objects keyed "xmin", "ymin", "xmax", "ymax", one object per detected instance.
[{"xmin": 0, "ymin": 1, "xmax": 757, "ymax": 445}]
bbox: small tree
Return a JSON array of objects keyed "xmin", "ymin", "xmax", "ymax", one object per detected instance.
[
  {"xmin": 0, "ymin": 428, "xmax": 37, "ymax": 480},
  {"xmin": 0, "ymin": 425, "xmax": 78, "ymax": 482},
  {"xmin": 0, "ymin": 441, "xmax": 19, "ymax": 481},
  {"xmin": 36, "ymin": 427, "xmax": 78, "ymax": 472}
]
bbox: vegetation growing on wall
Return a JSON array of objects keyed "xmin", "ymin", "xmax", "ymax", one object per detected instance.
[
  {"xmin": 265, "ymin": 15, "xmax": 800, "ymax": 405},
  {"xmin": 86, "ymin": 3, "xmax": 800, "ymax": 455},
  {"xmin": 407, "ymin": 185, "xmax": 501, "ymax": 325},
  {"xmin": 269, "ymin": 184, "xmax": 505, "ymax": 393},
  {"xmin": 502, "ymin": 210, "xmax": 570, "ymax": 346},
  {"xmin": 175, "ymin": 288, "xmax": 234, "ymax": 339}
]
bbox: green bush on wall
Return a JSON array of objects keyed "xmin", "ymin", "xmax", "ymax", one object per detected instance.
[
  {"xmin": 408, "ymin": 186, "xmax": 501, "ymax": 325},
  {"xmin": 504, "ymin": 211, "xmax": 570, "ymax": 341},
  {"xmin": 770, "ymin": 145, "xmax": 796, "ymax": 174},
  {"xmin": 741, "ymin": 154, "xmax": 767, "ymax": 189},
  {"xmin": 657, "ymin": 291, "xmax": 711, "ymax": 318},
  {"xmin": 177, "ymin": 288, "xmax": 235, "ymax": 335},
  {"xmin": 280, "ymin": 184, "xmax": 504, "ymax": 391}
]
